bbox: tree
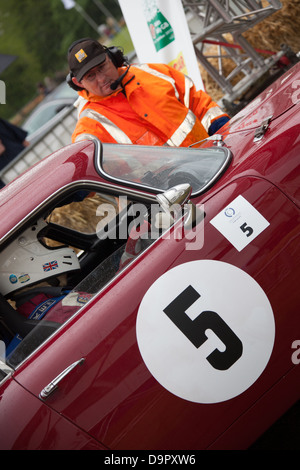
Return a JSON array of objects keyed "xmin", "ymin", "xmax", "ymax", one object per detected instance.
[{"xmin": 0, "ymin": 0, "xmax": 123, "ymax": 120}]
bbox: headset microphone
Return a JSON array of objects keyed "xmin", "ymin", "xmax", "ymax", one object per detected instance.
[{"xmin": 110, "ymin": 65, "xmax": 131, "ymax": 90}]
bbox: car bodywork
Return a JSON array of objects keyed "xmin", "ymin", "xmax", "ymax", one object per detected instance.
[{"xmin": 0, "ymin": 63, "xmax": 299, "ymax": 450}]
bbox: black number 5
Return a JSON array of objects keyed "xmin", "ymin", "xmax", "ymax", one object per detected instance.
[
  {"xmin": 163, "ymin": 285, "xmax": 243, "ymax": 370},
  {"xmin": 240, "ymin": 222, "xmax": 253, "ymax": 237}
]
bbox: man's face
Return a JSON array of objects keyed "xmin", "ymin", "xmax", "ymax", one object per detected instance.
[{"xmin": 74, "ymin": 55, "xmax": 120, "ymax": 96}]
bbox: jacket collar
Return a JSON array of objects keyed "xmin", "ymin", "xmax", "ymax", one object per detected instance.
[{"xmin": 77, "ymin": 66, "xmax": 131, "ymax": 102}]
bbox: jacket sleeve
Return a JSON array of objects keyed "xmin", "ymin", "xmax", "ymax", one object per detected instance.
[
  {"xmin": 189, "ymin": 85, "xmax": 230, "ymax": 135},
  {"xmin": 163, "ymin": 65, "xmax": 230, "ymax": 135},
  {"xmin": 72, "ymin": 114, "xmax": 117, "ymax": 144}
]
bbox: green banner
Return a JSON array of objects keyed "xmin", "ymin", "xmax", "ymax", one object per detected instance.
[{"xmin": 147, "ymin": 8, "xmax": 175, "ymax": 52}]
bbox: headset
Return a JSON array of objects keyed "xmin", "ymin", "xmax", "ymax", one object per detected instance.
[{"xmin": 66, "ymin": 38, "xmax": 129, "ymax": 91}]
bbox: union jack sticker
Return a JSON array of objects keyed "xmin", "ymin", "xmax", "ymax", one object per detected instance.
[{"xmin": 43, "ymin": 260, "xmax": 58, "ymax": 272}]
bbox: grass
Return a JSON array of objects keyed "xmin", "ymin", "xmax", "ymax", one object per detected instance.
[{"xmin": 105, "ymin": 26, "xmax": 134, "ymax": 55}]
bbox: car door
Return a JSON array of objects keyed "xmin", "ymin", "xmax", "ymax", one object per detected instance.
[
  {"xmin": 10, "ymin": 213, "xmax": 201, "ymax": 449},
  {"xmin": 8, "ymin": 177, "xmax": 299, "ymax": 450}
]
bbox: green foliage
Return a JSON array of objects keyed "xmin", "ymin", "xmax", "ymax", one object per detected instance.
[
  {"xmin": 107, "ymin": 26, "xmax": 134, "ymax": 55},
  {"xmin": 0, "ymin": 0, "xmax": 124, "ymax": 120}
]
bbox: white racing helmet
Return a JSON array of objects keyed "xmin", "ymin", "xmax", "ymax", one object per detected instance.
[{"xmin": 0, "ymin": 219, "xmax": 80, "ymax": 296}]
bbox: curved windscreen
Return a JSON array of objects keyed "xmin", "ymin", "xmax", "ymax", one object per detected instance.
[{"xmin": 97, "ymin": 143, "xmax": 232, "ymax": 195}]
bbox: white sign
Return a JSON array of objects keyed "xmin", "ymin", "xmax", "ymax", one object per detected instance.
[
  {"xmin": 61, "ymin": 0, "xmax": 75, "ymax": 9},
  {"xmin": 136, "ymin": 260, "xmax": 275, "ymax": 403},
  {"xmin": 210, "ymin": 195, "xmax": 270, "ymax": 251},
  {"xmin": 118, "ymin": 0, "xmax": 204, "ymax": 91}
]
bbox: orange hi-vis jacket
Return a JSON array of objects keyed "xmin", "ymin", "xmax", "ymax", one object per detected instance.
[{"xmin": 72, "ymin": 63, "xmax": 229, "ymax": 147}]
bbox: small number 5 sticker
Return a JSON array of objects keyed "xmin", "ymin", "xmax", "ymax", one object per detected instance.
[{"xmin": 210, "ymin": 195, "xmax": 269, "ymax": 251}]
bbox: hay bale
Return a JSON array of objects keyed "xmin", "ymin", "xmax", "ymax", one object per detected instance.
[
  {"xmin": 49, "ymin": 194, "xmax": 109, "ymax": 234},
  {"xmin": 44, "ymin": 193, "xmax": 119, "ymax": 249},
  {"xmin": 199, "ymin": 0, "xmax": 300, "ymax": 101},
  {"xmin": 244, "ymin": 0, "xmax": 300, "ymax": 53}
]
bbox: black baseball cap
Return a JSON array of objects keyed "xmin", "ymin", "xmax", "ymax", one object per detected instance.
[{"xmin": 68, "ymin": 38, "xmax": 107, "ymax": 81}]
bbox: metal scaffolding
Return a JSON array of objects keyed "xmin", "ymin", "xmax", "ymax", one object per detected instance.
[{"xmin": 182, "ymin": 1, "xmax": 292, "ymax": 111}]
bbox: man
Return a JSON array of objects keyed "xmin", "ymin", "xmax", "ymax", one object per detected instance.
[{"xmin": 67, "ymin": 38, "xmax": 229, "ymax": 147}]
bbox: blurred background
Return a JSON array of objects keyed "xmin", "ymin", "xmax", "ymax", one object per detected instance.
[
  {"xmin": 0, "ymin": 0, "xmax": 132, "ymax": 124},
  {"xmin": 1, "ymin": 0, "xmax": 300, "ymax": 126}
]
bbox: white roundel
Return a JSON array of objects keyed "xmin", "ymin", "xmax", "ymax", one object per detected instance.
[{"xmin": 136, "ymin": 260, "xmax": 275, "ymax": 403}]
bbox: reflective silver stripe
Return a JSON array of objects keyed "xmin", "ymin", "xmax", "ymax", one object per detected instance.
[
  {"xmin": 136, "ymin": 64, "xmax": 180, "ymax": 100},
  {"xmin": 201, "ymin": 107, "xmax": 225, "ymax": 132},
  {"xmin": 74, "ymin": 133, "xmax": 95, "ymax": 142},
  {"xmin": 79, "ymin": 109, "xmax": 132, "ymax": 144},
  {"xmin": 167, "ymin": 109, "xmax": 196, "ymax": 147},
  {"xmin": 184, "ymin": 75, "xmax": 193, "ymax": 108},
  {"xmin": 73, "ymin": 96, "xmax": 88, "ymax": 116},
  {"xmin": 136, "ymin": 65, "xmax": 196, "ymax": 146}
]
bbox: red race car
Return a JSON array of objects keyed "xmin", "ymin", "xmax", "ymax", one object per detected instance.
[{"xmin": 0, "ymin": 62, "xmax": 299, "ymax": 451}]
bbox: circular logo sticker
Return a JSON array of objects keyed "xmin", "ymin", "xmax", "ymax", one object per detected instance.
[
  {"xmin": 9, "ymin": 274, "xmax": 18, "ymax": 285},
  {"xmin": 136, "ymin": 260, "xmax": 275, "ymax": 403}
]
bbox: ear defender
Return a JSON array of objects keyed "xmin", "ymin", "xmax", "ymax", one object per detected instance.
[
  {"xmin": 106, "ymin": 46, "xmax": 127, "ymax": 68},
  {"xmin": 66, "ymin": 72, "xmax": 85, "ymax": 91}
]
